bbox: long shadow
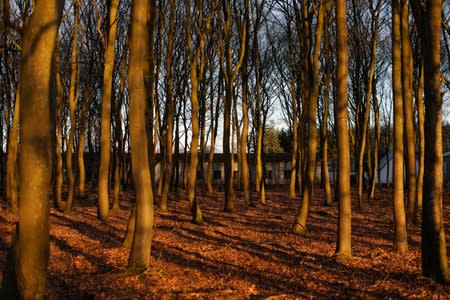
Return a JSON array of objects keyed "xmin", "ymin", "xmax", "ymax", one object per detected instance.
[
  {"xmin": 50, "ymin": 235, "xmax": 115, "ymax": 273},
  {"xmin": 163, "ymin": 225, "xmax": 296, "ymax": 267},
  {"xmin": 51, "ymin": 213, "xmax": 122, "ymax": 247},
  {"xmin": 151, "ymin": 240, "xmax": 408, "ymax": 298}
]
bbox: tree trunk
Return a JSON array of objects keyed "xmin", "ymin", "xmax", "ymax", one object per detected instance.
[
  {"xmin": 98, "ymin": 0, "xmax": 120, "ymax": 221},
  {"xmin": 65, "ymin": 0, "xmax": 80, "ymax": 213},
  {"xmin": 357, "ymin": 1, "xmax": 380, "ymax": 207},
  {"xmin": 392, "ymin": 0, "xmax": 408, "ymax": 253},
  {"xmin": 207, "ymin": 71, "xmax": 221, "ymax": 195},
  {"xmin": 6, "ymin": 87, "xmax": 20, "ymax": 214},
  {"xmin": 321, "ymin": 76, "xmax": 332, "ymax": 206},
  {"xmin": 368, "ymin": 82, "xmax": 380, "ymax": 200},
  {"xmin": 127, "ymin": 0, "xmax": 154, "ymax": 273},
  {"xmin": 77, "ymin": 71, "xmax": 91, "ymax": 200},
  {"xmin": 412, "ymin": 0, "xmax": 449, "ymax": 283},
  {"xmin": 335, "ymin": 0, "xmax": 352, "ymax": 262},
  {"xmin": 416, "ymin": 64, "xmax": 424, "ymax": 211},
  {"xmin": 401, "ymin": 0, "xmax": 416, "ymax": 224},
  {"xmin": 161, "ymin": 0, "xmax": 175, "ymax": 212},
  {"xmin": 54, "ymin": 52, "xmax": 64, "ymax": 210},
  {"xmin": 292, "ymin": 1, "xmax": 328, "ymax": 234},
  {"xmin": 10, "ymin": 2, "xmax": 63, "ymax": 297}
]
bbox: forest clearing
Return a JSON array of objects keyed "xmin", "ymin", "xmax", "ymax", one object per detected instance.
[{"xmin": 1, "ymin": 187, "xmax": 449, "ymax": 299}]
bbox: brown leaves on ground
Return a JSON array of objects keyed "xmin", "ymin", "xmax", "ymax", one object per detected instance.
[{"xmin": 0, "ymin": 187, "xmax": 449, "ymax": 299}]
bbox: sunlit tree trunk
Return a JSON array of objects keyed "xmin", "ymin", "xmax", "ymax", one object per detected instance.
[
  {"xmin": 392, "ymin": 0, "xmax": 408, "ymax": 253},
  {"xmin": 321, "ymin": 18, "xmax": 332, "ymax": 205},
  {"xmin": 98, "ymin": 0, "xmax": 120, "ymax": 221},
  {"xmin": 8, "ymin": 1, "xmax": 63, "ymax": 297},
  {"xmin": 65, "ymin": 0, "xmax": 80, "ymax": 213},
  {"xmin": 321, "ymin": 78, "xmax": 332, "ymax": 206},
  {"xmin": 239, "ymin": 0, "xmax": 251, "ymax": 205},
  {"xmin": 77, "ymin": 70, "xmax": 92, "ymax": 200},
  {"xmin": 6, "ymin": 87, "xmax": 19, "ymax": 214},
  {"xmin": 161, "ymin": 0, "xmax": 175, "ymax": 212},
  {"xmin": 54, "ymin": 48, "xmax": 64, "ymax": 210},
  {"xmin": 335, "ymin": 0, "xmax": 352, "ymax": 262},
  {"xmin": 145, "ymin": 0, "xmax": 157, "ymax": 192},
  {"xmin": 219, "ymin": 0, "xmax": 246, "ymax": 212},
  {"xmin": 357, "ymin": 0, "xmax": 381, "ymax": 207},
  {"xmin": 112, "ymin": 38, "xmax": 128, "ymax": 210},
  {"xmin": 368, "ymin": 82, "xmax": 380, "ymax": 200},
  {"xmin": 416, "ymin": 64, "xmax": 424, "ymax": 211},
  {"xmin": 401, "ymin": 0, "xmax": 416, "ymax": 224},
  {"xmin": 207, "ymin": 72, "xmax": 221, "ymax": 195},
  {"xmin": 127, "ymin": 0, "xmax": 154, "ymax": 273},
  {"xmin": 412, "ymin": 0, "xmax": 449, "ymax": 283},
  {"xmin": 185, "ymin": 0, "xmax": 211, "ymax": 224},
  {"xmin": 292, "ymin": 1, "xmax": 328, "ymax": 234}
]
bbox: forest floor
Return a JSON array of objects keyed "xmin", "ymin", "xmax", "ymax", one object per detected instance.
[{"xmin": 0, "ymin": 186, "xmax": 449, "ymax": 299}]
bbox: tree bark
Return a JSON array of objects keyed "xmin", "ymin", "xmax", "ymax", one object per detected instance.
[
  {"xmin": 11, "ymin": 1, "xmax": 63, "ymax": 297},
  {"xmin": 412, "ymin": 0, "xmax": 449, "ymax": 283},
  {"xmin": 401, "ymin": 0, "xmax": 417, "ymax": 224},
  {"xmin": 127, "ymin": 0, "xmax": 154, "ymax": 273},
  {"xmin": 98, "ymin": 0, "xmax": 120, "ymax": 221},
  {"xmin": 292, "ymin": 1, "xmax": 328, "ymax": 234},
  {"xmin": 392, "ymin": 0, "xmax": 408, "ymax": 253},
  {"xmin": 6, "ymin": 86, "xmax": 19, "ymax": 214},
  {"xmin": 64, "ymin": 0, "xmax": 80, "ymax": 213},
  {"xmin": 161, "ymin": 0, "xmax": 175, "ymax": 212},
  {"xmin": 335, "ymin": 0, "xmax": 352, "ymax": 262}
]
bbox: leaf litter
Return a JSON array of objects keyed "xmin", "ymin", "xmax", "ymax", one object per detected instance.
[{"xmin": 0, "ymin": 186, "xmax": 449, "ymax": 299}]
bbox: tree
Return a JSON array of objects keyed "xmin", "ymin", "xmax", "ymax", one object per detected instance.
[
  {"xmin": 64, "ymin": 0, "xmax": 80, "ymax": 213},
  {"xmin": 401, "ymin": 0, "xmax": 417, "ymax": 223},
  {"xmin": 335, "ymin": 0, "xmax": 352, "ymax": 262},
  {"xmin": 263, "ymin": 124, "xmax": 283, "ymax": 153},
  {"xmin": 4, "ymin": 1, "xmax": 64, "ymax": 297},
  {"xmin": 98, "ymin": 0, "xmax": 121, "ymax": 221},
  {"xmin": 239, "ymin": 0, "xmax": 252, "ymax": 206},
  {"xmin": 185, "ymin": 0, "xmax": 212, "ymax": 223},
  {"xmin": 219, "ymin": 0, "xmax": 246, "ymax": 212},
  {"xmin": 160, "ymin": 0, "xmax": 175, "ymax": 212},
  {"xmin": 127, "ymin": 0, "xmax": 154, "ymax": 273},
  {"xmin": 292, "ymin": 0, "xmax": 330, "ymax": 234},
  {"xmin": 412, "ymin": 0, "xmax": 449, "ymax": 283},
  {"xmin": 392, "ymin": 0, "xmax": 408, "ymax": 253}
]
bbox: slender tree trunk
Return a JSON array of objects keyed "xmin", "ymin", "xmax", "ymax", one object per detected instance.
[
  {"xmin": 6, "ymin": 87, "xmax": 20, "ymax": 214},
  {"xmin": 207, "ymin": 72, "xmax": 221, "ymax": 195},
  {"xmin": 77, "ymin": 72, "xmax": 91, "ymax": 200},
  {"xmin": 98, "ymin": 0, "xmax": 120, "ymax": 221},
  {"xmin": 238, "ymin": 0, "xmax": 251, "ymax": 203},
  {"xmin": 145, "ymin": 0, "xmax": 157, "ymax": 192},
  {"xmin": 357, "ymin": 2, "xmax": 380, "ymax": 207},
  {"xmin": 127, "ymin": 0, "xmax": 154, "ymax": 273},
  {"xmin": 416, "ymin": 64, "xmax": 424, "ymax": 211},
  {"xmin": 412, "ymin": 0, "xmax": 449, "ymax": 283},
  {"xmin": 161, "ymin": 0, "xmax": 175, "ymax": 212},
  {"xmin": 335, "ymin": 0, "xmax": 352, "ymax": 262},
  {"xmin": 112, "ymin": 41, "xmax": 128, "ymax": 210},
  {"xmin": 369, "ymin": 83, "xmax": 380, "ymax": 200},
  {"xmin": 292, "ymin": 1, "xmax": 328, "ymax": 234},
  {"xmin": 401, "ymin": 0, "xmax": 417, "ymax": 224},
  {"xmin": 220, "ymin": 1, "xmax": 245, "ymax": 212},
  {"xmin": 54, "ymin": 53, "xmax": 64, "ymax": 210},
  {"xmin": 8, "ymin": 2, "xmax": 63, "ymax": 298},
  {"xmin": 321, "ymin": 77, "xmax": 332, "ymax": 205},
  {"xmin": 392, "ymin": 0, "xmax": 408, "ymax": 253},
  {"xmin": 65, "ymin": 0, "xmax": 80, "ymax": 213}
]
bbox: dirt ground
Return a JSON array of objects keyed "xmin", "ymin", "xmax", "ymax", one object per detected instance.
[{"xmin": 0, "ymin": 186, "xmax": 449, "ymax": 299}]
